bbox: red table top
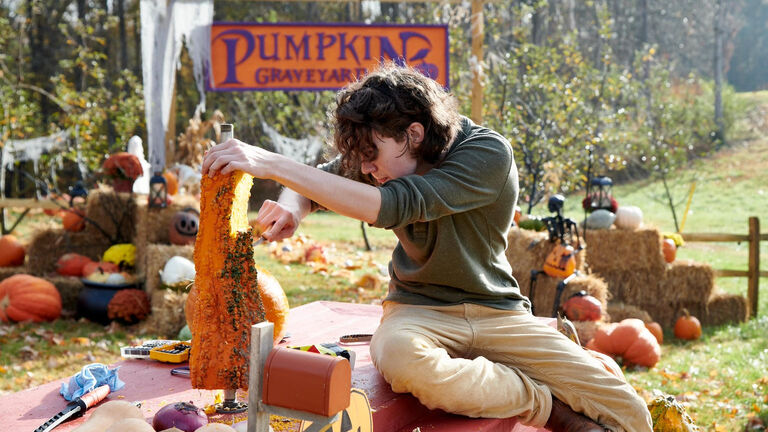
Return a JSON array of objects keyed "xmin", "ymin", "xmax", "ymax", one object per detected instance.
[{"xmin": 0, "ymin": 301, "xmax": 549, "ymax": 432}]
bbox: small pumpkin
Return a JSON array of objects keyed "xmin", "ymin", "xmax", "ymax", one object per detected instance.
[
  {"xmin": 614, "ymin": 206, "xmax": 643, "ymax": 230},
  {"xmin": 562, "ymin": 291, "xmax": 602, "ymax": 321},
  {"xmin": 645, "ymin": 321, "xmax": 664, "ymax": 345},
  {"xmin": 0, "ymin": 274, "xmax": 62, "ymax": 323},
  {"xmin": 82, "ymin": 261, "xmax": 121, "ymax": 278},
  {"xmin": 169, "ymin": 209, "xmax": 199, "ymax": 246},
  {"xmin": 662, "ymin": 238, "xmax": 677, "ymax": 263},
  {"xmin": 542, "ymin": 242, "xmax": 576, "ymax": 278},
  {"xmin": 585, "ymin": 209, "xmax": 615, "ymax": 230},
  {"xmin": 586, "ymin": 318, "xmax": 661, "ymax": 368},
  {"xmin": 162, "ymin": 171, "xmax": 179, "ymax": 196},
  {"xmin": 56, "ymin": 253, "xmax": 94, "ymax": 277},
  {"xmin": 0, "ymin": 235, "xmax": 26, "ymax": 267},
  {"xmin": 673, "ymin": 309, "xmax": 701, "ymax": 340},
  {"xmin": 62, "ymin": 209, "xmax": 86, "ymax": 232}
]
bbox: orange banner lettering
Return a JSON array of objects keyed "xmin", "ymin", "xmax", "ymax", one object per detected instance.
[{"xmin": 208, "ymin": 23, "xmax": 449, "ymax": 91}]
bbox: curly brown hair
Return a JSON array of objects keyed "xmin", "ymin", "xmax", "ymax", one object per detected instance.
[{"xmin": 332, "ymin": 63, "xmax": 461, "ymax": 176}]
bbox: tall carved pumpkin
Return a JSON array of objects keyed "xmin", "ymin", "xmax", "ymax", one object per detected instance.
[{"xmin": 189, "ymin": 169, "xmax": 287, "ymax": 391}]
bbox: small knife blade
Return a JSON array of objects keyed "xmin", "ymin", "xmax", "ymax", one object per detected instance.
[{"xmin": 34, "ymin": 385, "xmax": 110, "ymax": 432}]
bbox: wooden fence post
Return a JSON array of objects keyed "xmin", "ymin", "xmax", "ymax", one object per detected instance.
[{"xmin": 748, "ymin": 216, "xmax": 760, "ymax": 319}]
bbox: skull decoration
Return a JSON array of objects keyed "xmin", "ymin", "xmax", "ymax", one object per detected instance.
[{"xmin": 169, "ymin": 208, "xmax": 199, "ymax": 245}]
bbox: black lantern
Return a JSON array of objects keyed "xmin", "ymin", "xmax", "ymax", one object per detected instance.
[
  {"xmin": 68, "ymin": 181, "xmax": 88, "ymax": 207},
  {"xmin": 587, "ymin": 176, "xmax": 615, "ymax": 212},
  {"xmin": 148, "ymin": 173, "xmax": 168, "ymax": 208}
]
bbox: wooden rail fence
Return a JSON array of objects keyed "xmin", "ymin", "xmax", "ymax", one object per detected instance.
[{"xmin": 681, "ymin": 216, "xmax": 767, "ymax": 318}]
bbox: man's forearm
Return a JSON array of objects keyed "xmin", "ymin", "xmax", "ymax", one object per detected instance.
[
  {"xmin": 276, "ymin": 187, "xmax": 312, "ymax": 222},
  {"xmin": 270, "ymin": 156, "xmax": 381, "ymax": 224}
]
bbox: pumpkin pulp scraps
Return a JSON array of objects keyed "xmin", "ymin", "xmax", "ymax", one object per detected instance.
[{"xmin": 190, "ymin": 170, "xmax": 265, "ymax": 391}]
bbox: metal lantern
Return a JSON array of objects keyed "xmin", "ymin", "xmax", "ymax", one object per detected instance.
[
  {"xmin": 148, "ymin": 173, "xmax": 168, "ymax": 208},
  {"xmin": 68, "ymin": 181, "xmax": 88, "ymax": 207},
  {"xmin": 588, "ymin": 176, "xmax": 614, "ymax": 212}
]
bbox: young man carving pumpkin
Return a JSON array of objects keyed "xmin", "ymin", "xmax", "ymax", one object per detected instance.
[{"xmin": 202, "ymin": 63, "xmax": 652, "ymax": 432}]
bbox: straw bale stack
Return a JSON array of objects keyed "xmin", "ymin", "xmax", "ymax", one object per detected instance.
[
  {"xmin": 571, "ymin": 320, "xmax": 603, "ymax": 346},
  {"xmin": 659, "ymin": 260, "xmax": 715, "ymax": 303},
  {"xmin": 144, "ymin": 244, "xmax": 194, "ymax": 296},
  {"xmin": 606, "ymin": 302, "xmax": 653, "ymax": 323},
  {"xmin": 47, "ymin": 276, "xmax": 85, "ymax": 311},
  {"xmin": 134, "ymin": 194, "xmax": 199, "ymax": 276},
  {"xmin": 506, "ymin": 228, "xmax": 586, "ymax": 291},
  {"xmin": 0, "ymin": 266, "xmax": 27, "ymax": 281},
  {"xmin": 140, "ymin": 289, "xmax": 189, "ymax": 338},
  {"xmin": 703, "ymin": 291, "xmax": 749, "ymax": 326},
  {"xmin": 584, "ymin": 228, "xmax": 665, "ymax": 275},
  {"xmin": 26, "ymin": 229, "xmax": 111, "ymax": 276},
  {"xmin": 82, "ymin": 188, "xmax": 138, "ymax": 244},
  {"xmin": 593, "ymin": 270, "xmax": 662, "ymax": 305}
]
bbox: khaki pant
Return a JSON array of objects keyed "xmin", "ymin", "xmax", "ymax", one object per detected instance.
[{"xmin": 369, "ymin": 302, "xmax": 652, "ymax": 432}]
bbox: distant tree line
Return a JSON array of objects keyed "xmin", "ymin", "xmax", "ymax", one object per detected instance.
[{"xmin": 0, "ymin": 0, "xmax": 760, "ymax": 212}]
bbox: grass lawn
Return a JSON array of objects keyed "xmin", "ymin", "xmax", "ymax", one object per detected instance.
[{"xmin": 2, "ymin": 92, "xmax": 768, "ymax": 430}]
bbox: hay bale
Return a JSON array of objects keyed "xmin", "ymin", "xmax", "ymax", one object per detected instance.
[
  {"xmin": 140, "ymin": 290, "xmax": 189, "ymax": 338},
  {"xmin": 526, "ymin": 273, "xmax": 608, "ymax": 318},
  {"xmin": 134, "ymin": 194, "xmax": 199, "ymax": 275},
  {"xmin": 606, "ymin": 302, "xmax": 653, "ymax": 323},
  {"xmin": 572, "ymin": 320, "xmax": 603, "ymax": 346},
  {"xmin": 659, "ymin": 260, "xmax": 715, "ymax": 303},
  {"xmin": 83, "ymin": 188, "xmax": 138, "ymax": 244},
  {"xmin": 47, "ymin": 276, "xmax": 84, "ymax": 311},
  {"xmin": 591, "ymin": 269, "xmax": 662, "ymax": 305},
  {"xmin": 704, "ymin": 291, "xmax": 748, "ymax": 326},
  {"xmin": 507, "ymin": 228, "xmax": 586, "ymax": 290},
  {"xmin": 144, "ymin": 244, "xmax": 194, "ymax": 295},
  {"xmin": 584, "ymin": 227, "xmax": 666, "ymax": 275},
  {"xmin": 0, "ymin": 265, "xmax": 28, "ymax": 281},
  {"xmin": 26, "ymin": 229, "xmax": 111, "ymax": 276}
]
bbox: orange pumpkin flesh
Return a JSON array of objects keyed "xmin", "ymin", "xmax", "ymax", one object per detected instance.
[
  {"xmin": 190, "ymin": 169, "xmax": 283, "ymax": 391},
  {"xmin": 0, "ymin": 235, "xmax": 26, "ymax": 267},
  {"xmin": 674, "ymin": 309, "xmax": 701, "ymax": 340},
  {"xmin": 0, "ymin": 274, "xmax": 62, "ymax": 323},
  {"xmin": 186, "ymin": 266, "xmax": 288, "ymax": 345}
]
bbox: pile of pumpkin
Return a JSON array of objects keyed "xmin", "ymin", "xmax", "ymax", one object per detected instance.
[{"xmin": 562, "ymin": 292, "xmax": 703, "ymax": 369}]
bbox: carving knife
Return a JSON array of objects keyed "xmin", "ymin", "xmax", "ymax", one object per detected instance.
[{"xmin": 34, "ymin": 384, "xmax": 110, "ymax": 432}]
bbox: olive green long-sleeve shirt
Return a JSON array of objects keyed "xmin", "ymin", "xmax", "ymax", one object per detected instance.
[{"xmin": 319, "ymin": 117, "xmax": 529, "ymax": 311}]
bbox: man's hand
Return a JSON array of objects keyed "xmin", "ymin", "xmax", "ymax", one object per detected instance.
[{"xmin": 254, "ymin": 199, "xmax": 302, "ymax": 242}]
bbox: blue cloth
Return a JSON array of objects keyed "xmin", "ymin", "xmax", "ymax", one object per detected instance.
[{"xmin": 60, "ymin": 363, "xmax": 125, "ymax": 401}]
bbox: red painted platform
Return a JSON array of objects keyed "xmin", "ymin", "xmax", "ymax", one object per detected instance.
[{"xmin": 1, "ymin": 301, "xmax": 550, "ymax": 431}]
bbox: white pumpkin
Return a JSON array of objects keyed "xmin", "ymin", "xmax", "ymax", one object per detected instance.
[
  {"xmin": 105, "ymin": 272, "xmax": 127, "ymax": 285},
  {"xmin": 159, "ymin": 256, "xmax": 196, "ymax": 286},
  {"xmin": 585, "ymin": 209, "xmax": 616, "ymax": 230},
  {"xmin": 614, "ymin": 206, "xmax": 643, "ymax": 230}
]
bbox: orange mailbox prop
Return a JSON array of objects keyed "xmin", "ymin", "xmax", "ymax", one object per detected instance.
[{"xmin": 263, "ymin": 347, "xmax": 352, "ymax": 417}]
